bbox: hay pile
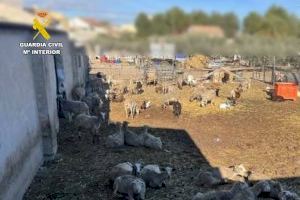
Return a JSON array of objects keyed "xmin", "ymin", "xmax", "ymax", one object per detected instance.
[{"xmin": 184, "ymin": 55, "xmax": 209, "ymax": 69}]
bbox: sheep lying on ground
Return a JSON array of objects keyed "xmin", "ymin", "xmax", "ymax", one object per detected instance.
[
  {"xmin": 59, "ymin": 99, "xmax": 89, "ymax": 121},
  {"xmin": 123, "ymin": 122, "xmax": 144, "ymax": 147},
  {"xmin": 113, "ymin": 175, "xmax": 146, "ymax": 200},
  {"xmin": 140, "ymin": 164, "xmax": 172, "ymax": 188},
  {"xmin": 193, "ymin": 182, "xmax": 255, "ymax": 200},
  {"xmin": 196, "ymin": 171, "xmax": 223, "ymax": 187},
  {"xmin": 73, "ymin": 114, "xmax": 102, "ymax": 144},
  {"xmin": 123, "ymin": 123, "xmax": 162, "ymax": 150},
  {"xmin": 141, "ymin": 126, "xmax": 162, "ymax": 150},
  {"xmin": 217, "ymin": 164, "xmax": 251, "ymax": 183},
  {"xmin": 193, "ymin": 179, "xmax": 300, "ymax": 200},
  {"xmin": 109, "ymin": 162, "xmax": 142, "ymax": 182},
  {"xmin": 106, "ymin": 122, "xmax": 124, "ymax": 148}
]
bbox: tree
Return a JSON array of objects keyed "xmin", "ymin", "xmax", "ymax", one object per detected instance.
[
  {"xmin": 190, "ymin": 11, "xmax": 209, "ymax": 25},
  {"xmin": 135, "ymin": 13, "xmax": 152, "ymax": 37},
  {"xmin": 222, "ymin": 13, "xmax": 239, "ymax": 37},
  {"xmin": 165, "ymin": 7, "xmax": 190, "ymax": 34},
  {"xmin": 244, "ymin": 12, "xmax": 264, "ymax": 34},
  {"xmin": 152, "ymin": 13, "xmax": 169, "ymax": 35}
]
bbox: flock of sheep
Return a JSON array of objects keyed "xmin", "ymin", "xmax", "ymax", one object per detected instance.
[
  {"xmin": 104, "ymin": 71, "xmax": 252, "ymax": 121},
  {"xmin": 57, "ymin": 71, "xmax": 299, "ymax": 200}
]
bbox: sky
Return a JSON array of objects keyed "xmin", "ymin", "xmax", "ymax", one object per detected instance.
[{"xmin": 23, "ymin": 0, "xmax": 300, "ymax": 24}]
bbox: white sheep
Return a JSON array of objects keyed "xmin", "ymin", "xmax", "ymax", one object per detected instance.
[
  {"xmin": 141, "ymin": 126, "xmax": 162, "ymax": 150},
  {"xmin": 123, "ymin": 122, "xmax": 144, "ymax": 147},
  {"xmin": 106, "ymin": 122, "xmax": 125, "ymax": 148},
  {"xmin": 73, "ymin": 114, "xmax": 102, "ymax": 144},
  {"xmin": 140, "ymin": 164, "xmax": 171, "ymax": 188},
  {"xmin": 113, "ymin": 175, "xmax": 146, "ymax": 200},
  {"xmin": 109, "ymin": 162, "xmax": 142, "ymax": 182}
]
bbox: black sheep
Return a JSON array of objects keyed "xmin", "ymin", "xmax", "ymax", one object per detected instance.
[{"xmin": 172, "ymin": 101, "xmax": 182, "ymax": 117}]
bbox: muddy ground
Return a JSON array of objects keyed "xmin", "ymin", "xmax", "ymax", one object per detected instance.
[{"xmin": 25, "ymin": 74, "xmax": 300, "ymax": 199}]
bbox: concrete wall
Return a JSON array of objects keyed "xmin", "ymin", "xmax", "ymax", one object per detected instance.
[{"xmin": 0, "ymin": 23, "xmax": 88, "ymax": 200}]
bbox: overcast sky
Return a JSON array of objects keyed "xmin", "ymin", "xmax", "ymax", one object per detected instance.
[{"xmin": 23, "ymin": 0, "xmax": 300, "ymax": 24}]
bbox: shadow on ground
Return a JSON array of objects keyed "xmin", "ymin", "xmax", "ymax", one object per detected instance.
[{"xmin": 24, "ymin": 120, "xmax": 300, "ymax": 200}]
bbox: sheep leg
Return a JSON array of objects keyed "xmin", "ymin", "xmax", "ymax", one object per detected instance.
[
  {"xmin": 113, "ymin": 184, "xmax": 119, "ymax": 197},
  {"xmin": 78, "ymin": 131, "xmax": 82, "ymax": 141},
  {"xmin": 125, "ymin": 106, "xmax": 129, "ymax": 118},
  {"xmin": 127, "ymin": 191, "xmax": 135, "ymax": 200}
]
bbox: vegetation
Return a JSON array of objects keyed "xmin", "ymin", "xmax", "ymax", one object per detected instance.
[
  {"xmin": 135, "ymin": 6, "xmax": 300, "ymax": 39},
  {"xmin": 95, "ymin": 5, "xmax": 300, "ymax": 57}
]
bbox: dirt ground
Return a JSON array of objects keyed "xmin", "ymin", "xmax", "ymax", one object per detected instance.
[
  {"xmin": 110, "ymin": 81, "xmax": 300, "ymax": 181},
  {"xmin": 24, "ymin": 79, "xmax": 300, "ymax": 199}
]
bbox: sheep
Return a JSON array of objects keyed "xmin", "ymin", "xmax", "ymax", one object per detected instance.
[
  {"xmin": 71, "ymin": 86, "xmax": 86, "ymax": 101},
  {"xmin": 177, "ymin": 78, "xmax": 184, "ymax": 90},
  {"xmin": 59, "ymin": 99, "xmax": 89, "ymax": 121},
  {"xmin": 123, "ymin": 121, "xmax": 144, "ymax": 147},
  {"xmin": 155, "ymin": 85, "xmax": 163, "ymax": 94},
  {"xmin": 124, "ymin": 99, "xmax": 139, "ymax": 119},
  {"xmin": 229, "ymin": 87, "xmax": 243, "ymax": 105},
  {"xmin": 172, "ymin": 101, "xmax": 181, "ymax": 117},
  {"xmin": 251, "ymin": 180, "xmax": 271, "ymax": 196},
  {"xmin": 199, "ymin": 89, "xmax": 217, "ymax": 107},
  {"xmin": 113, "ymin": 175, "xmax": 146, "ymax": 200},
  {"xmin": 73, "ymin": 114, "xmax": 102, "ymax": 144},
  {"xmin": 231, "ymin": 188, "xmax": 256, "ymax": 200},
  {"xmin": 219, "ymin": 102, "xmax": 231, "ymax": 110},
  {"xmin": 239, "ymin": 79, "xmax": 251, "ymax": 91},
  {"xmin": 82, "ymin": 93, "xmax": 101, "ymax": 115},
  {"xmin": 192, "ymin": 191, "xmax": 232, "ymax": 200},
  {"xmin": 140, "ymin": 100, "xmax": 151, "ymax": 111},
  {"xmin": 187, "ymin": 75, "xmax": 197, "ymax": 87},
  {"xmin": 279, "ymin": 191, "xmax": 300, "ymax": 200},
  {"xmin": 195, "ymin": 171, "xmax": 223, "ymax": 187},
  {"xmin": 109, "ymin": 162, "xmax": 142, "ymax": 182},
  {"xmin": 141, "ymin": 126, "xmax": 162, "ymax": 150},
  {"xmin": 192, "ymin": 182, "xmax": 249, "ymax": 200},
  {"xmin": 130, "ymin": 81, "xmax": 144, "ymax": 95},
  {"xmin": 161, "ymin": 98, "xmax": 179, "ymax": 110},
  {"xmin": 140, "ymin": 164, "xmax": 171, "ymax": 188},
  {"xmin": 106, "ymin": 122, "xmax": 125, "ymax": 148}
]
